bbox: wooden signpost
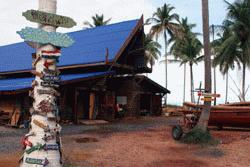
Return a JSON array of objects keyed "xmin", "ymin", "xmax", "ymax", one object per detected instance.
[
  {"xmin": 17, "ymin": 27, "xmax": 74, "ymax": 48},
  {"xmin": 23, "ymin": 10, "xmax": 76, "ymax": 28},
  {"xmin": 18, "ymin": 0, "xmax": 76, "ymax": 166}
]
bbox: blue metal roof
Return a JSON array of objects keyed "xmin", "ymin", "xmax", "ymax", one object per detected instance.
[
  {"xmin": 0, "ymin": 71, "xmax": 111, "ymax": 91},
  {"xmin": 0, "ymin": 19, "xmax": 139, "ymax": 73}
]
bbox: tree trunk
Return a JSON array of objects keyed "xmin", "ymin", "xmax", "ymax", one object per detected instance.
[
  {"xmin": 197, "ymin": 0, "xmax": 212, "ymax": 131},
  {"xmin": 225, "ymin": 72, "xmax": 228, "ymax": 104},
  {"xmin": 21, "ymin": 0, "xmax": 62, "ymax": 166},
  {"xmin": 164, "ymin": 30, "xmax": 168, "ymax": 106},
  {"xmin": 190, "ymin": 63, "xmax": 195, "ymax": 103},
  {"xmin": 242, "ymin": 63, "xmax": 246, "ymax": 101},
  {"xmin": 183, "ymin": 63, "xmax": 186, "ymax": 103}
]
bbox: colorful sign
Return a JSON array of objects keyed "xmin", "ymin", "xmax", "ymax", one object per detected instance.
[
  {"xmin": 23, "ymin": 10, "xmax": 76, "ymax": 28},
  {"xmin": 25, "ymin": 157, "xmax": 49, "ymax": 166},
  {"xmin": 43, "ymin": 144, "xmax": 59, "ymax": 151},
  {"xmin": 17, "ymin": 27, "xmax": 74, "ymax": 48},
  {"xmin": 41, "ymin": 81, "xmax": 60, "ymax": 88},
  {"xmin": 26, "ymin": 143, "xmax": 44, "ymax": 154},
  {"xmin": 198, "ymin": 92, "xmax": 220, "ymax": 98},
  {"xmin": 42, "ymin": 55, "xmax": 59, "ymax": 62},
  {"xmin": 37, "ymin": 89, "xmax": 60, "ymax": 96},
  {"xmin": 42, "ymin": 49, "xmax": 61, "ymax": 56},
  {"xmin": 41, "ymin": 75, "xmax": 61, "ymax": 82},
  {"xmin": 43, "ymin": 68, "xmax": 60, "ymax": 76},
  {"xmin": 33, "ymin": 119, "xmax": 49, "ymax": 130},
  {"xmin": 37, "ymin": 100, "xmax": 55, "ymax": 113},
  {"xmin": 201, "ymin": 97, "xmax": 214, "ymax": 102}
]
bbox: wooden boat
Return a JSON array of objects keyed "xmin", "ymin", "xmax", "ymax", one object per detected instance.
[{"xmin": 183, "ymin": 102, "xmax": 250, "ymax": 128}]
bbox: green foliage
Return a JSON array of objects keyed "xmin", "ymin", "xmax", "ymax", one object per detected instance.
[
  {"xmin": 84, "ymin": 14, "xmax": 111, "ymax": 28},
  {"xmin": 147, "ymin": 3, "xmax": 180, "ymax": 42},
  {"xmin": 181, "ymin": 128, "xmax": 218, "ymax": 145},
  {"xmin": 170, "ymin": 17, "xmax": 203, "ymax": 65},
  {"xmin": 144, "ymin": 34, "xmax": 161, "ymax": 67}
]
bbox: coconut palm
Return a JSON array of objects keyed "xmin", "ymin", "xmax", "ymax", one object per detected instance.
[
  {"xmin": 170, "ymin": 17, "xmax": 203, "ymax": 103},
  {"xmin": 214, "ymin": 0, "xmax": 250, "ymax": 101},
  {"xmin": 84, "ymin": 14, "xmax": 111, "ymax": 28},
  {"xmin": 147, "ymin": 3, "xmax": 180, "ymax": 105},
  {"xmin": 212, "ymin": 23, "xmax": 235, "ymax": 103},
  {"xmin": 144, "ymin": 34, "xmax": 161, "ymax": 68}
]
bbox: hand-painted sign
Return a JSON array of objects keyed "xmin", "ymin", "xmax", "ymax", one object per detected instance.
[
  {"xmin": 197, "ymin": 92, "xmax": 220, "ymax": 98},
  {"xmin": 26, "ymin": 143, "xmax": 44, "ymax": 154},
  {"xmin": 37, "ymin": 100, "xmax": 55, "ymax": 113},
  {"xmin": 42, "ymin": 49, "xmax": 61, "ymax": 56},
  {"xmin": 201, "ymin": 97, "xmax": 214, "ymax": 102},
  {"xmin": 41, "ymin": 75, "xmax": 61, "ymax": 82},
  {"xmin": 33, "ymin": 119, "xmax": 49, "ymax": 130},
  {"xmin": 17, "ymin": 27, "xmax": 74, "ymax": 48},
  {"xmin": 25, "ymin": 157, "xmax": 49, "ymax": 166},
  {"xmin": 37, "ymin": 89, "xmax": 60, "ymax": 96},
  {"xmin": 43, "ymin": 68, "xmax": 60, "ymax": 76},
  {"xmin": 43, "ymin": 144, "xmax": 59, "ymax": 151},
  {"xmin": 41, "ymin": 81, "xmax": 60, "ymax": 88},
  {"xmin": 44, "ymin": 60, "xmax": 55, "ymax": 69},
  {"xmin": 42, "ymin": 55, "xmax": 59, "ymax": 62},
  {"xmin": 23, "ymin": 10, "xmax": 76, "ymax": 28}
]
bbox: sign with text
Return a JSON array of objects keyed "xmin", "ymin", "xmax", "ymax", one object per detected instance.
[
  {"xmin": 23, "ymin": 10, "xmax": 76, "ymax": 28},
  {"xmin": 17, "ymin": 27, "xmax": 74, "ymax": 48}
]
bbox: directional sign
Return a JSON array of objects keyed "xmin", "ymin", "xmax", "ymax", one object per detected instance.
[
  {"xmin": 37, "ymin": 89, "xmax": 60, "ymax": 96},
  {"xmin": 201, "ymin": 97, "xmax": 214, "ymax": 102},
  {"xmin": 42, "ymin": 55, "xmax": 59, "ymax": 62},
  {"xmin": 41, "ymin": 81, "xmax": 60, "ymax": 88},
  {"xmin": 25, "ymin": 157, "xmax": 49, "ymax": 166},
  {"xmin": 43, "ymin": 68, "xmax": 60, "ymax": 76},
  {"xmin": 43, "ymin": 144, "xmax": 59, "ymax": 151},
  {"xmin": 198, "ymin": 92, "xmax": 220, "ymax": 98},
  {"xmin": 17, "ymin": 27, "xmax": 74, "ymax": 48},
  {"xmin": 42, "ymin": 49, "xmax": 61, "ymax": 56},
  {"xmin": 41, "ymin": 75, "xmax": 61, "ymax": 82},
  {"xmin": 23, "ymin": 10, "xmax": 76, "ymax": 28}
]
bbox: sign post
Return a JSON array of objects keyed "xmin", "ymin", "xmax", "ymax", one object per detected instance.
[{"xmin": 17, "ymin": 0, "xmax": 76, "ymax": 166}]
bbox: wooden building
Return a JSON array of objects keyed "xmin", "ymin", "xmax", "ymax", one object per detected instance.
[{"xmin": 0, "ymin": 17, "xmax": 170, "ymax": 125}]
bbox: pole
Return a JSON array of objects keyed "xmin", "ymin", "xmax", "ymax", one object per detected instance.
[
  {"xmin": 197, "ymin": 0, "xmax": 212, "ymax": 130},
  {"xmin": 212, "ymin": 25, "xmax": 217, "ymax": 105},
  {"xmin": 21, "ymin": 0, "xmax": 62, "ymax": 166}
]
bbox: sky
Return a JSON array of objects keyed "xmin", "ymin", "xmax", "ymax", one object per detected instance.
[{"xmin": 0, "ymin": 0, "xmax": 249, "ymax": 105}]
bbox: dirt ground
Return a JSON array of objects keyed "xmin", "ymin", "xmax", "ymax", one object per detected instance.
[{"xmin": 0, "ymin": 116, "xmax": 250, "ymax": 167}]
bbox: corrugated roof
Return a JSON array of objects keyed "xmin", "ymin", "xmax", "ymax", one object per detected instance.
[
  {"xmin": 0, "ymin": 19, "xmax": 139, "ymax": 73},
  {"xmin": 0, "ymin": 71, "xmax": 111, "ymax": 91}
]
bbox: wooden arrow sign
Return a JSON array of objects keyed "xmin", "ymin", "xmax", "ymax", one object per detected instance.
[
  {"xmin": 17, "ymin": 27, "xmax": 74, "ymax": 48},
  {"xmin": 23, "ymin": 10, "xmax": 76, "ymax": 28}
]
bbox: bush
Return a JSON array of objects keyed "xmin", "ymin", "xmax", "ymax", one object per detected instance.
[{"xmin": 181, "ymin": 128, "xmax": 218, "ymax": 145}]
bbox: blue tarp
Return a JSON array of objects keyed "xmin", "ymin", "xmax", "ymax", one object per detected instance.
[
  {"xmin": 0, "ymin": 19, "xmax": 139, "ymax": 73},
  {"xmin": 0, "ymin": 71, "xmax": 111, "ymax": 91}
]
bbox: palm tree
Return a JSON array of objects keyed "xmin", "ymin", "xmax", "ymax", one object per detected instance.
[
  {"xmin": 147, "ymin": 3, "xmax": 180, "ymax": 105},
  {"xmin": 170, "ymin": 18, "xmax": 203, "ymax": 103},
  {"xmin": 144, "ymin": 34, "xmax": 161, "ymax": 69},
  {"xmin": 197, "ymin": 0, "xmax": 212, "ymax": 131},
  {"xmin": 84, "ymin": 14, "xmax": 111, "ymax": 28},
  {"xmin": 213, "ymin": 0, "xmax": 250, "ymax": 101},
  {"xmin": 212, "ymin": 23, "xmax": 235, "ymax": 103}
]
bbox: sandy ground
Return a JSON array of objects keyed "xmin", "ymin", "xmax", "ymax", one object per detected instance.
[{"xmin": 0, "ymin": 116, "xmax": 250, "ymax": 167}]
